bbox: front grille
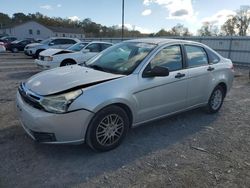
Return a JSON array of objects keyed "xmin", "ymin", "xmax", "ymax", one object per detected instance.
[
  {"xmin": 18, "ymin": 83, "xmax": 43, "ymax": 110},
  {"xmin": 31, "ymin": 131, "xmax": 56, "ymax": 142}
]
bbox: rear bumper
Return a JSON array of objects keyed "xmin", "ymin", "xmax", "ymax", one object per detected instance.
[{"xmin": 16, "ymin": 92, "xmax": 94, "ymax": 144}]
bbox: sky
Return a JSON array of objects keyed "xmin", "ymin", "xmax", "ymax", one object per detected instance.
[{"xmin": 0, "ymin": 0, "xmax": 250, "ymax": 34}]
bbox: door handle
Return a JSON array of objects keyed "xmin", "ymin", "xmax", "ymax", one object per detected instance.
[
  {"xmin": 207, "ymin": 66, "xmax": 215, "ymax": 71},
  {"xmin": 175, "ymin": 73, "xmax": 185, "ymax": 78}
]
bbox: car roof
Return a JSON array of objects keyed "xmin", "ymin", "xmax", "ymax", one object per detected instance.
[
  {"xmin": 125, "ymin": 38, "xmax": 202, "ymax": 46},
  {"xmin": 1, "ymin": 36, "xmax": 16, "ymax": 39},
  {"xmin": 49, "ymin": 37, "xmax": 81, "ymax": 41},
  {"xmin": 89, "ymin": 41, "xmax": 113, "ymax": 45}
]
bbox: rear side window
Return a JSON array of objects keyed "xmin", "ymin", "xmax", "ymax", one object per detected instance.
[
  {"xmin": 20, "ymin": 40, "xmax": 29, "ymax": 45},
  {"xmin": 101, "ymin": 43, "xmax": 112, "ymax": 51},
  {"xmin": 185, "ymin": 45, "xmax": 208, "ymax": 67},
  {"xmin": 206, "ymin": 48, "xmax": 220, "ymax": 64},
  {"xmin": 52, "ymin": 39, "xmax": 76, "ymax": 45},
  {"xmin": 66, "ymin": 39, "xmax": 77, "ymax": 44},
  {"xmin": 60, "ymin": 39, "xmax": 76, "ymax": 44},
  {"xmin": 150, "ymin": 45, "xmax": 183, "ymax": 72},
  {"xmin": 51, "ymin": 39, "xmax": 62, "ymax": 45},
  {"xmin": 86, "ymin": 43, "xmax": 101, "ymax": 52}
]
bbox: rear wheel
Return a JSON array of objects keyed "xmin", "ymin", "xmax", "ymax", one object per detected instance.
[
  {"xmin": 206, "ymin": 85, "xmax": 225, "ymax": 113},
  {"xmin": 86, "ymin": 106, "xmax": 129, "ymax": 152},
  {"xmin": 60, "ymin": 59, "xmax": 76, "ymax": 67}
]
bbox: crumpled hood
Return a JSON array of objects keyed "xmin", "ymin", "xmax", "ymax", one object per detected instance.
[
  {"xmin": 39, "ymin": 49, "xmax": 67, "ymax": 56},
  {"xmin": 25, "ymin": 65, "xmax": 123, "ymax": 95}
]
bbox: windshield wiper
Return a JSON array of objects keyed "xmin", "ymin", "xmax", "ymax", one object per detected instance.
[{"xmin": 89, "ymin": 64, "xmax": 105, "ymax": 72}]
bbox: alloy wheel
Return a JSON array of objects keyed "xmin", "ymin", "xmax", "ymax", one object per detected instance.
[
  {"xmin": 211, "ymin": 89, "xmax": 223, "ymax": 110},
  {"xmin": 96, "ymin": 114, "xmax": 124, "ymax": 146}
]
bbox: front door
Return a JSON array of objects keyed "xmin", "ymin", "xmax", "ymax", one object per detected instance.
[{"xmin": 134, "ymin": 45, "xmax": 188, "ymax": 123}]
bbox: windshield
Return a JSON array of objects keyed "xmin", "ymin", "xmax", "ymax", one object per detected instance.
[
  {"xmin": 68, "ymin": 42, "xmax": 89, "ymax": 51},
  {"xmin": 40, "ymin": 38, "xmax": 51, "ymax": 44},
  {"xmin": 12, "ymin": 40, "xmax": 20, "ymax": 44},
  {"xmin": 86, "ymin": 42, "xmax": 156, "ymax": 75}
]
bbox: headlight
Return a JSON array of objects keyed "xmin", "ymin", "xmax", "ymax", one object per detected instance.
[
  {"xmin": 40, "ymin": 90, "xmax": 82, "ymax": 113},
  {"xmin": 43, "ymin": 56, "xmax": 53, "ymax": 61}
]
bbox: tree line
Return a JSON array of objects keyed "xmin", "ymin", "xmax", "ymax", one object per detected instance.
[
  {"xmin": 0, "ymin": 5, "xmax": 249, "ymax": 37},
  {"xmin": 0, "ymin": 12, "xmax": 146, "ymax": 37},
  {"xmin": 198, "ymin": 6, "xmax": 250, "ymax": 36}
]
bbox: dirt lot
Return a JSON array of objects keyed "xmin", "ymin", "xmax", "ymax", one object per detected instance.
[{"xmin": 0, "ymin": 52, "xmax": 249, "ymax": 188}]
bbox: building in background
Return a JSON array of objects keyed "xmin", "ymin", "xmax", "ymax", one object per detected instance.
[{"xmin": 0, "ymin": 21, "xmax": 85, "ymax": 40}]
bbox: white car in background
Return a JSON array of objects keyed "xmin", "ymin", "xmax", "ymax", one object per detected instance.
[
  {"xmin": 35, "ymin": 41, "xmax": 113, "ymax": 69},
  {"xmin": 24, "ymin": 37, "xmax": 81, "ymax": 58},
  {"xmin": 0, "ymin": 42, "xmax": 6, "ymax": 52}
]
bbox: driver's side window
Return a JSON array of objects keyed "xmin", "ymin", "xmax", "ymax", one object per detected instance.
[
  {"xmin": 150, "ymin": 45, "xmax": 183, "ymax": 72},
  {"xmin": 49, "ymin": 39, "xmax": 59, "ymax": 46},
  {"xmin": 86, "ymin": 43, "xmax": 100, "ymax": 52}
]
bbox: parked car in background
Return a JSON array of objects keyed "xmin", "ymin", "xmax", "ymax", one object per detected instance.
[
  {"xmin": 34, "ymin": 39, "xmax": 43, "ymax": 43},
  {"xmin": 0, "ymin": 34, "xmax": 8, "ymax": 38},
  {"xmin": 16, "ymin": 38, "xmax": 234, "ymax": 152},
  {"xmin": 24, "ymin": 37, "xmax": 81, "ymax": 58},
  {"xmin": 0, "ymin": 36, "xmax": 17, "ymax": 47},
  {"xmin": 0, "ymin": 42, "xmax": 6, "ymax": 52},
  {"xmin": 5, "ymin": 39, "xmax": 35, "ymax": 53},
  {"xmin": 35, "ymin": 41, "xmax": 113, "ymax": 69}
]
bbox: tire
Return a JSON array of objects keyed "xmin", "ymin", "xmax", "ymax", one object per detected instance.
[
  {"xmin": 206, "ymin": 85, "xmax": 225, "ymax": 113},
  {"xmin": 60, "ymin": 59, "xmax": 76, "ymax": 67},
  {"xmin": 33, "ymin": 49, "xmax": 44, "ymax": 59},
  {"xmin": 86, "ymin": 105, "xmax": 129, "ymax": 152},
  {"xmin": 12, "ymin": 48, "xmax": 18, "ymax": 53}
]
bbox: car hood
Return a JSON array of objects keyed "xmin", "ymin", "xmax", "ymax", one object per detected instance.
[
  {"xmin": 40, "ymin": 49, "xmax": 73, "ymax": 56},
  {"xmin": 25, "ymin": 65, "xmax": 124, "ymax": 95},
  {"xmin": 26, "ymin": 43, "xmax": 43, "ymax": 48}
]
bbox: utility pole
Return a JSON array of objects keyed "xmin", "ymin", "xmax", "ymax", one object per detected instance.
[{"xmin": 122, "ymin": 0, "xmax": 124, "ymax": 40}]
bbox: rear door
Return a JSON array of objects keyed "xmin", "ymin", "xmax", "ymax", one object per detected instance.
[
  {"xmin": 134, "ymin": 45, "xmax": 188, "ymax": 123},
  {"xmin": 60, "ymin": 39, "xmax": 77, "ymax": 49},
  {"xmin": 184, "ymin": 45, "xmax": 212, "ymax": 107}
]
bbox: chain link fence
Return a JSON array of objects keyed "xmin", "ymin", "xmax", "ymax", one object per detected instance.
[{"xmin": 83, "ymin": 37, "xmax": 250, "ymax": 65}]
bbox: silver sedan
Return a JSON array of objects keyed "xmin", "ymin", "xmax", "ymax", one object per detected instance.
[{"xmin": 16, "ymin": 38, "xmax": 234, "ymax": 151}]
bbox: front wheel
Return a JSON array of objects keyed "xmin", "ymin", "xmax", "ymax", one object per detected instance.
[
  {"xmin": 12, "ymin": 48, "xmax": 18, "ymax": 53},
  {"xmin": 60, "ymin": 60, "xmax": 76, "ymax": 67},
  {"xmin": 33, "ymin": 49, "xmax": 44, "ymax": 59},
  {"xmin": 86, "ymin": 106, "xmax": 129, "ymax": 152},
  {"xmin": 206, "ymin": 85, "xmax": 225, "ymax": 113}
]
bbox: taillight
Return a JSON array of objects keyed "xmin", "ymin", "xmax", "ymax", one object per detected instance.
[{"xmin": 231, "ymin": 64, "xmax": 234, "ymax": 72}]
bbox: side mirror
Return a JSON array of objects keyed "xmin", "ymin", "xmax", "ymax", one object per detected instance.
[
  {"xmin": 143, "ymin": 66, "xmax": 169, "ymax": 78},
  {"xmin": 49, "ymin": 42, "xmax": 54, "ymax": 46},
  {"xmin": 82, "ymin": 49, "xmax": 90, "ymax": 53}
]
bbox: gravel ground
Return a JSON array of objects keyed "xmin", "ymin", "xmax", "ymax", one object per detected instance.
[{"xmin": 0, "ymin": 53, "xmax": 249, "ymax": 188}]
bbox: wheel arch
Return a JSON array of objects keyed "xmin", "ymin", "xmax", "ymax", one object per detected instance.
[
  {"xmin": 217, "ymin": 82, "xmax": 227, "ymax": 98},
  {"xmin": 92, "ymin": 100, "xmax": 135, "ymax": 128},
  {"xmin": 61, "ymin": 58, "xmax": 77, "ymax": 66},
  {"xmin": 112, "ymin": 103, "xmax": 133, "ymax": 128},
  {"xmin": 36, "ymin": 49, "xmax": 45, "ymax": 53}
]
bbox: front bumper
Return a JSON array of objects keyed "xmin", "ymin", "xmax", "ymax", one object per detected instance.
[
  {"xmin": 16, "ymin": 92, "xmax": 94, "ymax": 144},
  {"xmin": 35, "ymin": 59, "xmax": 60, "ymax": 70}
]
